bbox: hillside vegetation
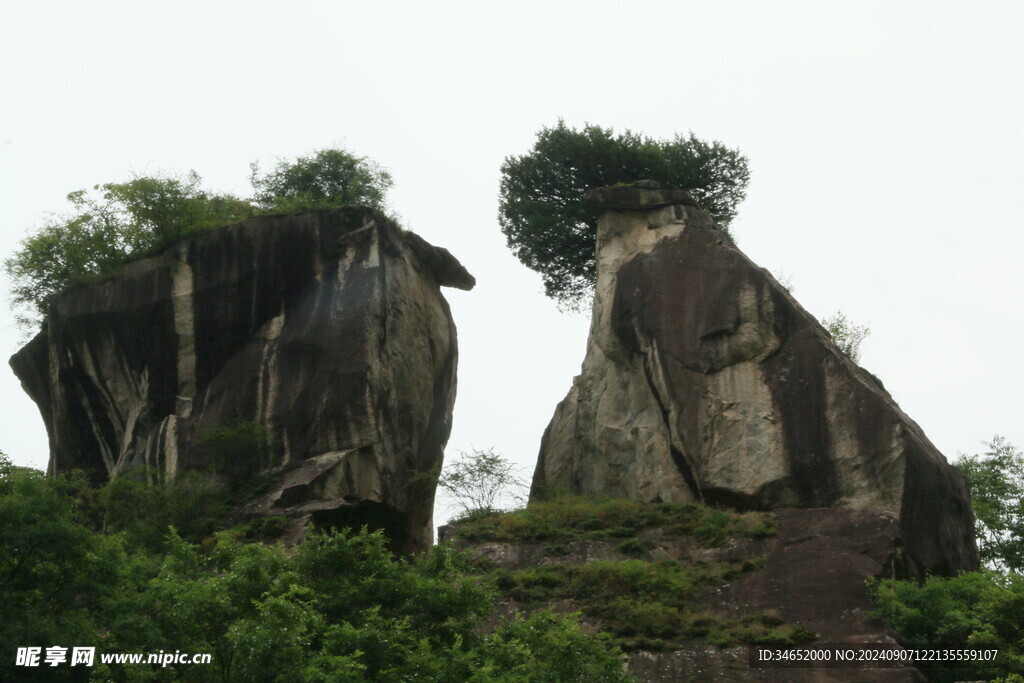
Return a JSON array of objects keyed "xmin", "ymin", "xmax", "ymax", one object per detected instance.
[{"xmin": 0, "ymin": 454, "xmax": 632, "ymax": 682}]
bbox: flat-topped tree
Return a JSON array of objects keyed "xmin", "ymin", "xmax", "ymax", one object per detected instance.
[{"xmin": 498, "ymin": 121, "xmax": 750, "ymax": 309}]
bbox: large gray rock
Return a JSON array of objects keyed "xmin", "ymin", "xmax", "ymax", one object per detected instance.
[
  {"xmin": 532, "ymin": 183, "xmax": 977, "ymax": 576},
  {"xmin": 10, "ymin": 206, "xmax": 473, "ymax": 553}
]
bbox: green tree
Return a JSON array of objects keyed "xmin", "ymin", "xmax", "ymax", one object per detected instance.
[
  {"xmin": 958, "ymin": 436, "xmax": 1024, "ymax": 572},
  {"xmin": 869, "ymin": 571, "xmax": 1024, "ymax": 681},
  {"xmin": 7, "ymin": 147, "xmax": 395, "ymax": 331},
  {"xmin": 499, "ymin": 121, "xmax": 750, "ymax": 308},
  {"xmin": 250, "ymin": 147, "xmax": 393, "ymax": 213},
  {"xmin": 437, "ymin": 448, "xmax": 527, "ymax": 519},
  {"xmin": 822, "ymin": 310, "xmax": 870, "ymax": 363},
  {"xmin": 5, "ymin": 172, "xmax": 252, "ymax": 327},
  {"xmin": 0, "ymin": 455, "xmax": 127, "ymax": 681}
]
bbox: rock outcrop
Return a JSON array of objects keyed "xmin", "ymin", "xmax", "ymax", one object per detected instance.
[
  {"xmin": 10, "ymin": 206, "xmax": 474, "ymax": 553},
  {"xmin": 532, "ymin": 183, "xmax": 976, "ymax": 576}
]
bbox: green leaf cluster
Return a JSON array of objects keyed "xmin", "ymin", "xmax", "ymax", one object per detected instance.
[
  {"xmin": 869, "ymin": 571, "xmax": 1024, "ymax": 681},
  {"xmin": 0, "ymin": 453, "xmax": 633, "ymax": 682},
  {"xmin": 957, "ymin": 436, "xmax": 1024, "ymax": 572},
  {"xmin": 821, "ymin": 310, "xmax": 871, "ymax": 364},
  {"xmin": 498, "ymin": 121, "xmax": 750, "ymax": 308},
  {"xmin": 250, "ymin": 148, "xmax": 392, "ymax": 214},
  {"xmin": 6, "ymin": 147, "xmax": 394, "ymax": 330},
  {"xmin": 5, "ymin": 172, "xmax": 253, "ymax": 328},
  {"xmin": 437, "ymin": 447, "xmax": 527, "ymax": 519}
]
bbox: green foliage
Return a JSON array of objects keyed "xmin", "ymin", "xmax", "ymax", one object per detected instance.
[
  {"xmin": 499, "ymin": 120, "xmax": 750, "ymax": 307},
  {"xmin": 821, "ymin": 310, "xmax": 870, "ymax": 363},
  {"xmin": 89, "ymin": 469, "xmax": 230, "ymax": 550},
  {"xmin": 200, "ymin": 421, "xmax": 275, "ymax": 494},
  {"xmin": 490, "ymin": 558, "xmax": 807, "ymax": 651},
  {"xmin": 250, "ymin": 147, "xmax": 393, "ymax": 214},
  {"xmin": 5, "ymin": 173, "xmax": 253, "ymax": 327},
  {"xmin": 0, "ymin": 456, "xmax": 632, "ymax": 681},
  {"xmin": 0, "ymin": 455, "xmax": 128, "ymax": 681},
  {"xmin": 453, "ymin": 496, "xmax": 775, "ymax": 547},
  {"xmin": 869, "ymin": 571, "xmax": 1024, "ymax": 681},
  {"xmin": 438, "ymin": 447, "xmax": 527, "ymax": 519},
  {"xmin": 868, "ymin": 436, "xmax": 1024, "ymax": 682},
  {"xmin": 957, "ymin": 436, "xmax": 1024, "ymax": 572},
  {"xmin": 7, "ymin": 146, "xmax": 396, "ymax": 331}
]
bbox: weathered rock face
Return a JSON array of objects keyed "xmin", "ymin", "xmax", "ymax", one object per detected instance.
[
  {"xmin": 533, "ymin": 183, "xmax": 976, "ymax": 576},
  {"xmin": 10, "ymin": 206, "xmax": 474, "ymax": 553}
]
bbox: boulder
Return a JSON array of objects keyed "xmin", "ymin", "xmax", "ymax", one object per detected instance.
[
  {"xmin": 532, "ymin": 183, "xmax": 976, "ymax": 576},
  {"xmin": 10, "ymin": 206, "xmax": 474, "ymax": 553}
]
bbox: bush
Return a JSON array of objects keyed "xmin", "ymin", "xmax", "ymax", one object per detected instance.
[
  {"xmin": 437, "ymin": 448, "xmax": 527, "ymax": 519},
  {"xmin": 199, "ymin": 421, "xmax": 275, "ymax": 494},
  {"xmin": 250, "ymin": 147, "xmax": 393, "ymax": 214},
  {"xmin": 869, "ymin": 571, "xmax": 1024, "ymax": 681},
  {"xmin": 821, "ymin": 310, "xmax": 870, "ymax": 363},
  {"xmin": 452, "ymin": 496, "xmax": 775, "ymax": 546},
  {"xmin": 490, "ymin": 556, "xmax": 804, "ymax": 651}
]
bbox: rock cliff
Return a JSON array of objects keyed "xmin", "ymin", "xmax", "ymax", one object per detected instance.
[
  {"xmin": 532, "ymin": 183, "xmax": 976, "ymax": 576},
  {"xmin": 10, "ymin": 206, "xmax": 474, "ymax": 553}
]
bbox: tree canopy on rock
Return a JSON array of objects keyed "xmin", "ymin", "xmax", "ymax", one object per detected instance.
[
  {"xmin": 250, "ymin": 147, "xmax": 393, "ymax": 213},
  {"xmin": 498, "ymin": 121, "xmax": 750, "ymax": 309},
  {"xmin": 6, "ymin": 146, "xmax": 393, "ymax": 330}
]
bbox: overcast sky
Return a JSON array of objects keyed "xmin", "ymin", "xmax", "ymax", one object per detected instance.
[{"xmin": 1, "ymin": 1, "xmax": 1021, "ymax": 527}]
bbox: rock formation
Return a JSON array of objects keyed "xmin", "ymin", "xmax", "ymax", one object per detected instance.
[
  {"xmin": 10, "ymin": 206, "xmax": 474, "ymax": 553},
  {"xmin": 532, "ymin": 182, "xmax": 976, "ymax": 576}
]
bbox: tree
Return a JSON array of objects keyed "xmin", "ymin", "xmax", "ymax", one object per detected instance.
[
  {"xmin": 499, "ymin": 121, "xmax": 750, "ymax": 308},
  {"xmin": 6, "ymin": 147, "xmax": 396, "ymax": 331},
  {"xmin": 822, "ymin": 310, "xmax": 870, "ymax": 363},
  {"xmin": 437, "ymin": 448, "xmax": 527, "ymax": 519},
  {"xmin": 250, "ymin": 147, "xmax": 393, "ymax": 214},
  {"xmin": 869, "ymin": 570, "xmax": 1024, "ymax": 681},
  {"xmin": 957, "ymin": 436, "xmax": 1024, "ymax": 572},
  {"xmin": 5, "ymin": 172, "xmax": 252, "ymax": 327}
]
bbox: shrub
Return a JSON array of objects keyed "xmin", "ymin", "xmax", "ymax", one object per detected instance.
[
  {"xmin": 821, "ymin": 310, "xmax": 870, "ymax": 363},
  {"xmin": 438, "ymin": 448, "xmax": 527, "ymax": 519},
  {"xmin": 199, "ymin": 421, "xmax": 274, "ymax": 494},
  {"xmin": 869, "ymin": 571, "xmax": 1024, "ymax": 681},
  {"xmin": 957, "ymin": 436, "xmax": 1024, "ymax": 572}
]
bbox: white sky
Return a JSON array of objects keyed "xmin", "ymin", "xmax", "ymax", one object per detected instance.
[{"xmin": 1, "ymin": 1, "xmax": 1021, "ymax": 528}]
